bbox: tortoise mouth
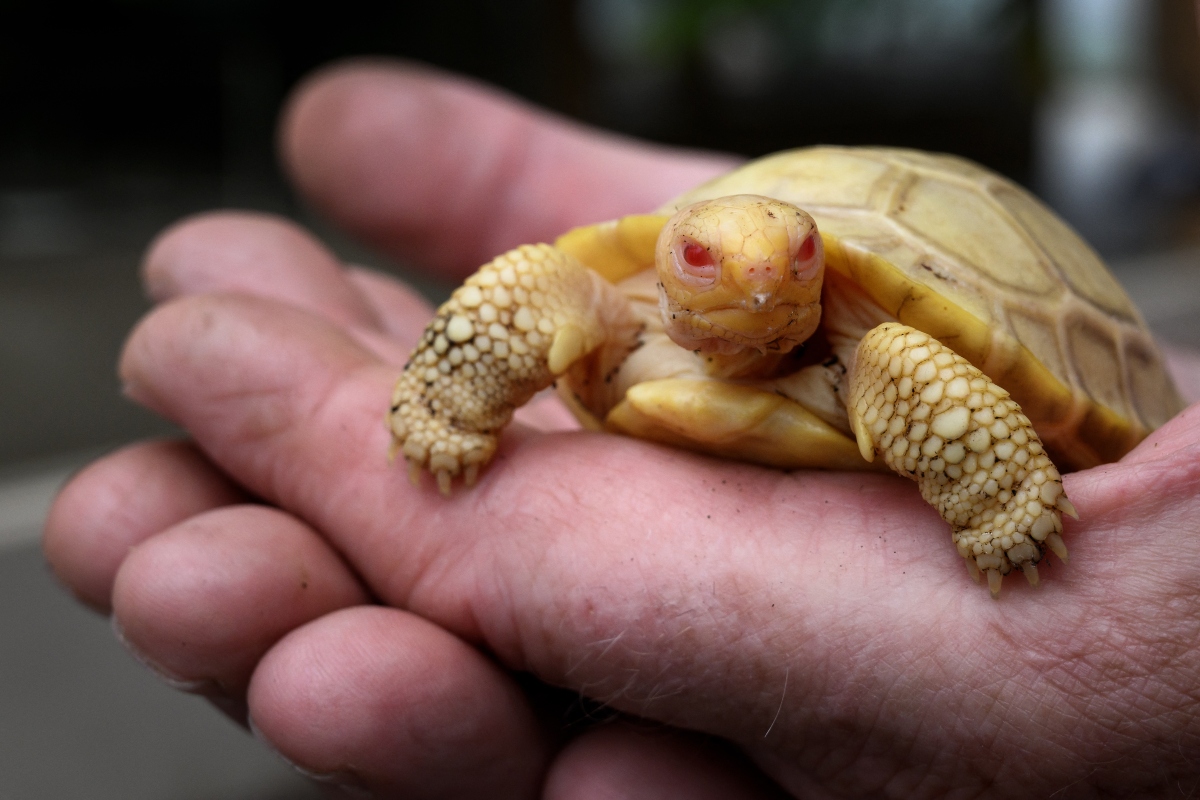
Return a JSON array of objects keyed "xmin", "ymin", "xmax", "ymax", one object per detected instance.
[{"xmin": 660, "ymin": 294, "xmax": 821, "ymax": 354}]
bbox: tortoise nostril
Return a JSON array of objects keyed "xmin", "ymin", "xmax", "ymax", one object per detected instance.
[{"xmin": 743, "ymin": 264, "xmax": 779, "ymax": 284}]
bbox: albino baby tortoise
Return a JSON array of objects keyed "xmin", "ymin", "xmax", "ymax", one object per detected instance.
[{"xmin": 389, "ymin": 146, "xmax": 1184, "ymax": 596}]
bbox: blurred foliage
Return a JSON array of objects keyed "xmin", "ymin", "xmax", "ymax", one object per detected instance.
[{"xmin": 579, "ymin": 0, "xmax": 1024, "ymax": 65}]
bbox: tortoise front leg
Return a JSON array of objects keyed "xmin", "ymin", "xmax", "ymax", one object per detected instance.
[
  {"xmin": 847, "ymin": 322, "xmax": 1077, "ymax": 597},
  {"xmin": 389, "ymin": 244, "xmax": 638, "ymax": 495}
]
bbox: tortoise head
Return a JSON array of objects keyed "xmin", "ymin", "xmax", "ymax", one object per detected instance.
[{"xmin": 655, "ymin": 194, "xmax": 824, "ymax": 355}]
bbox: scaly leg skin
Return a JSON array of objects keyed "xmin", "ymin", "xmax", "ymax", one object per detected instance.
[
  {"xmin": 847, "ymin": 322, "xmax": 1077, "ymax": 597},
  {"xmin": 389, "ymin": 243, "xmax": 637, "ymax": 495}
]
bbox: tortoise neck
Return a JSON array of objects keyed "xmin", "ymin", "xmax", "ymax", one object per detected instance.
[{"xmin": 698, "ymin": 348, "xmax": 797, "ymax": 381}]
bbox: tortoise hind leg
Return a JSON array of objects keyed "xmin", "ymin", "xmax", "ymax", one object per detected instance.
[
  {"xmin": 847, "ymin": 322, "xmax": 1077, "ymax": 597},
  {"xmin": 389, "ymin": 243, "xmax": 639, "ymax": 495}
]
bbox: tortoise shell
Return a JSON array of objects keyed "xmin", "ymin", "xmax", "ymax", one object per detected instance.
[{"xmin": 618, "ymin": 147, "xmax": 1183, "ymax": 470}]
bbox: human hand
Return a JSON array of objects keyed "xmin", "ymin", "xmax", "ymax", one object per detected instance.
[
  {"xmin": 46, "ymin": 61, "xmax": 1200, "ymax": 798},
  {"xmin": 47, "ymin": 61, "xmax": 772, "ymax": 798}
]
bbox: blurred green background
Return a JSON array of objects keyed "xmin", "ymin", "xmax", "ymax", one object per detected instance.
[{"xmin": 1, "ymin": 1, "xmax": 1198, "ymax": 797}]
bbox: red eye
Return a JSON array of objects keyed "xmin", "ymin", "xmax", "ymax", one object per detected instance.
[
  {"xmin": 675, "ymin": 240, "xmax": 717, "ymax": 286},
  {"xmin": 683, "ymin": 242, "xmax": 712, "ymax": 267},
  {"xmin": 797, "ymin": 234, "xmax": 816, "ymax": 262}
]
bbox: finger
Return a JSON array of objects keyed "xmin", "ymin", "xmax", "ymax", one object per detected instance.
[
  {"xmin": 111, "ymin": 505, "xmax": 367, "ymax": 714},
  {"xmin": 142, "ymin": 212, "xmax": 443, "ymax": 368},
  {"xmin": 247, "ymin": 605, "xmax": 548, "ymax": 798},
  {"xmin": 543, "ymin": 724, "xmax": 788, "ymax": 800},
  {"xmin": 280, "ymin": 59, "xmax": 738, "ymax": 278},
  {"xmin": 345, "ymin": 265, "xmax": 434, "ymax": 343},
  {"xmin": 143, "ymin": 210, "xmax": 383, "ymax": 331},
  {"xmin": 43, "ymin": 439, "xmax": 246, "ymax": 612}
]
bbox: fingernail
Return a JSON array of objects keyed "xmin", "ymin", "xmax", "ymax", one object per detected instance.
[
  {"xmin": 247, "ymin": 715, "xmax": 372, "ymax": 797},
  {"xmin": 110, "ymin": 615, "xmax": 211, "ymax": 693},
  {"xmin": 142, "ymin": 267, "xmax": 175, "ymax": 305},
  {"xmin": 119, "ymin": 376, "xmax": 153, "ymax": 407},
  {"xmin": 117, "ymin": 341, "xmax": 156, "ymax": 408}
]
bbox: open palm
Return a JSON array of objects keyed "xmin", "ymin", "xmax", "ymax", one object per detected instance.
[{"xmin": 46, "ymin": 62, "xmax": 1200, "ymax": 799}]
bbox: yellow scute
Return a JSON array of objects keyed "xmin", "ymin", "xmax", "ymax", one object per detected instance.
[
  {"xmin": 688, "ymin": 149, "xmax": 892, "ymax": 211},
  {"xmin": 892, "ymin": 176, "xmax": 1056, "ymax": 294},
  {"xmin": 554, "ymin": 214, "xmax": 668, "ymax": 284},
  {"xmin": 991, "ymin": 184, "xmax": 1137, "ymax": 320}
]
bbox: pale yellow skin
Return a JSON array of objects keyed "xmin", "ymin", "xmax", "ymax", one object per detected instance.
[{"xmin": 390, "ymin": 147, "xmax": 1182, "ymax": 597}]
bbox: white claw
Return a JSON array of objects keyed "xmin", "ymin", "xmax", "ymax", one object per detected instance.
[
  {"xmin": 1046, "ymin": 532, "xmax": 1069, "ymax": 563},
  {"xmin": 1057, "ymin": 496, "xmax": 1079, "ymax": 519},
  {"xmin": 987, "ymin": 569, "xmax": 1003, "ymax": 598},
  {"xmin": 851, "ymin": 413, "xmax": 876, "ymax": 463},
  {"xmin": 436, "ymin": 470, "xmax": 452, "ymax": 497},
  {"xmin": 464, "ymin": 463, "xmax": 480, "ymax": 487},
  {"xmin": 966, "ymin": 558, "xmax": 981, "ymax": 584},
  {"xmin": 407, "ymin": 461, "xmax": 423, "ymax": 488},
  {"xmin": 1022, "ymin": 562, "xmax": 1040, "ymax": 587}
]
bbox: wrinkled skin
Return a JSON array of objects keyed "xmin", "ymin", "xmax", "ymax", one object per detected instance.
[{"xmin": 43, "ymin": 60, "xmax": 1200, "ymax": 799}]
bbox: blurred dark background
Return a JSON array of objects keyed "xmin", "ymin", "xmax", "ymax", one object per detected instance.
[{"xmin": 1, "ymin": 1, "xmax": 1198, "ymax": 797}]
